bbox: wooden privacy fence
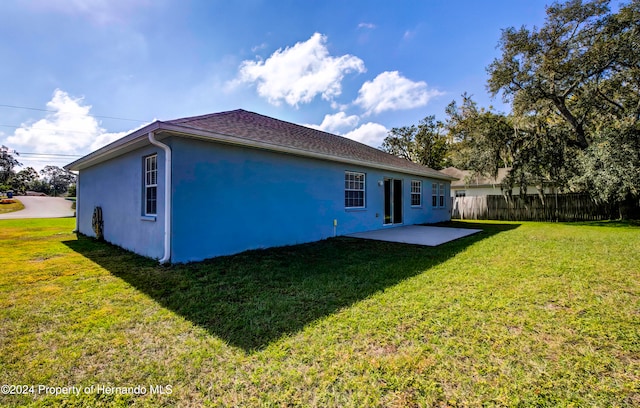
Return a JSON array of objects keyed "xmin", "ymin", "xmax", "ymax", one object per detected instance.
[{"xmin": 452, "ymin": 193, "xmax": 616, "ymax": 222}]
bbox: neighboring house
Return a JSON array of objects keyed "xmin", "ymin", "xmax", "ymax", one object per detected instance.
[
  {"xmin": 66, "ymin": 109, "xmax": 455, "ymax": 264},
  {"xmin": 440, "ymin": 167, "xmax": 551, "ymax": 197},
  {"xmin": 26, "ymin": 191, "xmax": 47, "ymax": 196}
]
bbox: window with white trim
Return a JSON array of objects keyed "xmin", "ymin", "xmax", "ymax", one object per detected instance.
[
  {"xmin": 344, "ymin": 171, "xmax": 365, "ymax": 208},
  {"xmin": 432, "ymin": 182, "xmax": 447, "ymax": 208},
  {"xmin": 432, "ymin": 183, "xmax": 438, "ymax": 207},
  {"xmin": 144, "ymin": 154, "xmax": 158, "ymax": 215},
  {"xmin": 411, "ymin": 180, "xmax": 422, "ymax": 206}
]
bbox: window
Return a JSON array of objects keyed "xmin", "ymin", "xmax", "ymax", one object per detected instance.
[
  {"xmin": 411, "ymin": 180, "xmax": 422, "ymax": 206},
  {"xmin": 432, "ymin": 183, "xmax": 438, "ymax": 207},
  {"xmin": 455, "ymin": 190, "xmax": 466, "ymax": 197},
  {"xmin": 144, "ymin": 155, "xmax": 158, "ymax": 215},
  {"xmin": 432, "ymin": 183, "xmax": 447, "ymax": 208},
  {"xmin": 345, "ymin": 171, "xmax": 365, "ymax": 208}
]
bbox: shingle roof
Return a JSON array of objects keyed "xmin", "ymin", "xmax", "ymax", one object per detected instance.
[
  {"xmin": 165, "ymin": 109, "xmax": 453, "ymax": 180},
  {"xmin": 66, "ymin": 109, "xmax": 455, "ymax": 180}
]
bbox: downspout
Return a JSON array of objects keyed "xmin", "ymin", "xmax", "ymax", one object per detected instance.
[
  {"xmin": 148, "ymin": 131, "xmax": 172, "ymax": 264},
  {"xmin": 74, "ymin": 172, "xmax": 80, "ymax": 232}
]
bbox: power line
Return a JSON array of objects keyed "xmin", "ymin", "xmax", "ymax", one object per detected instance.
[
  {"xmin": 0, "ymin": 124, "xmax": 109, "ymax": 135},
  {"xmin": 18, "ymin": 152, "xmax": 83, "ymax": 157},
  {"xmin": 2, "ymin": 148, "xmax": 83, "ymax": 158},
  {"xmin": 21, "ymin": 159, "xmax": 77, "ymax": 162},
  {"xmin": 0, "ymin": 103, "xmax": 148, "ymax": 123}
]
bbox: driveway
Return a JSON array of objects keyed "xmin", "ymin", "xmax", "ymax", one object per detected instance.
[
  {"xmin": 0, "ymin": 196, "xmax": 75, "ymax": 219},
  {"xmin": 347, "ymin": 225, "xmax": 482, "ymax": 246}
]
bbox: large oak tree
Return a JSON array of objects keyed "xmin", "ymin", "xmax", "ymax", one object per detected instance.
[
  {"xmin": 380, "ymin": 115, "xmax": 450, "ymax": 170},
  {"xmin": 486, "ymin": 0, "xmax": 639, "ymax": 215}
]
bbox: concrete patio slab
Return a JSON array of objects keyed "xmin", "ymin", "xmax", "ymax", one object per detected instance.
[{"xmin": 346, "ymin": 225, "xmax": 482, "ymax": 246}]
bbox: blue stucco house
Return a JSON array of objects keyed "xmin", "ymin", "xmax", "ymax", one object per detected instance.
[{"xmin": 65, "ymin": 109, "xmax": 455, "ymax": 263}]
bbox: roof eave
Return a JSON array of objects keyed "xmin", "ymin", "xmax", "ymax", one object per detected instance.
[{"xmin": 451, "ymin": 183, "xmax": 503, "ymax": 188}]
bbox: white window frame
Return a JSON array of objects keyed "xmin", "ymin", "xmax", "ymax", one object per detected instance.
[
  {"xmin": 344, "ymin": 171, "xmax": 366, "ymax": 209},
  {"xmin": 144, "ymin": 154, "xmax": 158, "ymax": 216},
  {"xmin": 432, "ymin": 183, "xmax": 438, "ymax": 208},
  {"xmin": 410, "ymin": 180, "xmax": 422, "ymax": 207},
  {"xmin": 432, "ymin": 182, "xmax": 447, "ymax": 208}
]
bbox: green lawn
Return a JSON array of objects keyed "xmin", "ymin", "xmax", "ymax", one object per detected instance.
[{"xmin": 1, "ymin": 218, "xmax": 638, "ymax": 407}]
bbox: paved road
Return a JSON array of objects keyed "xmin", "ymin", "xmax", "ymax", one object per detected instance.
[{"xmin": 0, "ymin": 196, "xmax": 75, "ymax": 219}]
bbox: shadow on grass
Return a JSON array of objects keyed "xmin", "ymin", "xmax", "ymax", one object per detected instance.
[
  {"xmin": 567, "ymin": 220, "xmax": 640, "ymax": 228},
  {"xmin": 63, "ymin": 222, "xmax": 518, "ymax": 351}
]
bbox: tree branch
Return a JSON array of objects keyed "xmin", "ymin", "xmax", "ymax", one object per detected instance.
[
  {"xmin": 596, "ymin": 87, "xmax": 625, "ymax": 113},
  {"xmin": 550, "ymin": 95, "xmax": 589, "ymax": 149}
]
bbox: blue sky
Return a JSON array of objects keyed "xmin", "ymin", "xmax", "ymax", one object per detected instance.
[{"xmin": 0, "ymin": 0, "xmax": 550, "ymax": 169}]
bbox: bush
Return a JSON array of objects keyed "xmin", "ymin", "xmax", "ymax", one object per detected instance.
[{"xmin": 67, "ymin": 184, "xmax": 76, "ymax": 197}]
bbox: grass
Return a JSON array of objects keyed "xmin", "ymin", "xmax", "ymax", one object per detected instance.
[
  {"xmin": 1, "ymin": 218, "xmax": 638, "ymax": 407},
  {"xmin": 0, "ymin": 198, "xmax": 24, "ymax": 214}
]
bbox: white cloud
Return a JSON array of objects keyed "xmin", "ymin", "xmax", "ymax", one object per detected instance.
[
  {"xmin": 8, "ymin": 90, "xmax": 102, "ymax": 155},
  {"xmin": 358, "ymin": 23, "xmax": 376, "ymax": 29},
  {"xmin": 403, "ymin": 29, "xmax": 417, "ymax": 40},
  {"xmin": 4, "ymin": 89, "xmax": 148, "ymax": 170},
  {"xmin": 343, "ymin": 122, "xmax": 389, "ymax": 147},
  {"xmin": 251, "ymin": 43, "xmax": 268, "ymax": 53},
  {"xmin": 354, "ymin": 71, "xmax": 443, "ymax": 115},
  {"xmin": 330, "ymin": 100, "xmax": 350, "ymax": 111},
  {"xmin": 304, "ymin": 112, "xmax": 359, "ymax": 134},
  {"xmin": 89, "ymin": 130, "xmax": 130, "ymax": 151},
  {"xmin": 304, "ymin": 112, "xmax": 387, "ymax": 148},
  {"xmin": 233, "ymin": 33, "xmax": 366, "ymax": 107}
]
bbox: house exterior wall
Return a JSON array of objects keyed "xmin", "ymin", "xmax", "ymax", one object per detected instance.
[
  {"xmin": 170, "ymin": 138, "xmax": 451, "ymax": 263},
  {"xmin": 77, "ymin": 145, "xmax": 165, "ymax": 259}
]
